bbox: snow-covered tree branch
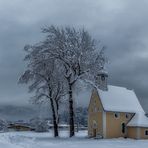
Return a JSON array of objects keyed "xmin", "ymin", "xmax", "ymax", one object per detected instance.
[
  {"xmin": 19, "ymin": 25, "xmax": 107, "ymax": 137},
  {"xmin": 19, "ymin": 47, "xmax": 67, "ymax": 137}
]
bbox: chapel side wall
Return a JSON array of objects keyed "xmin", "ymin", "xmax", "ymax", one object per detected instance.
[
  {"xmin": 140, "ymin": 127, "xmax": 148, "ymax": 139},
  {"xmin": 127, "ymin": 127, "xmax": 148, "ymax": 139},
  {"xmin": 106, "ymin": 112, "xmax": 133, "ymax": 138},
  {"xmin": 127, "ymin": 127, "xmax": 138, "ymax": 139},
  {"xmin": 88, "ymin": 90, "xmax": 103, "ymax": 137}
]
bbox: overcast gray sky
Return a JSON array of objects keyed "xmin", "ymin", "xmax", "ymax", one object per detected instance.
[{"xmin": 0, "ymin": 0, "xmax": 148, "ymax": 111}]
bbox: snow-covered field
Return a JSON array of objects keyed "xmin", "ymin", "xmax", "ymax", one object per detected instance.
[{"xmin": 0, "ymin": 130, "xmax": 148, "ymax": 148}]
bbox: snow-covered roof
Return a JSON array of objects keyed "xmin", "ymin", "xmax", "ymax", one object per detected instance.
[
  {"xmin": 97, "ymin": 85, "xmax": 144, "ymax": 113},
  {"xmin": 127, "ymin": 112, "xmax": 148, "ymax": 127},
  {"xmin": 96, "ymin": 85, "xmax": 148, "ymax": 127}
]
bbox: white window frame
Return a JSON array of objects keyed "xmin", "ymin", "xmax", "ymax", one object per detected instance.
[{"xmin": 114, "ymin": 112, "xmax": 120, "ymax": 119}]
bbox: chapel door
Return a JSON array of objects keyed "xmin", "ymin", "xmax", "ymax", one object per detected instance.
[{"xmin": 93, "ymin": 129, "xmax": 97, "ymax": 137}]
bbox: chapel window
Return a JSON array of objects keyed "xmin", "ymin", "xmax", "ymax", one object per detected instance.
[
  {"xmin": 114, "ymin": 113, "xmax": 120, "ymax": 118},
  {"xmin": 145, "ymin": 130, "xmax": 148, "ymax": 135}
]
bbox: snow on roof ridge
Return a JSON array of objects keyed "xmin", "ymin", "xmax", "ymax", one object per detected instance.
[{"xmin": 108, "ymin": 85, "xmax": 133, "ymax": 91}]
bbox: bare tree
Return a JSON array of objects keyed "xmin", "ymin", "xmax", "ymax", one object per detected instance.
[
  {"xmin": 40, "ymin": 26, "xmax": 106, "ymax": 137},
  {"xmin": 19, "ymin": 46, "xmax": 66, "ymax": 137}
]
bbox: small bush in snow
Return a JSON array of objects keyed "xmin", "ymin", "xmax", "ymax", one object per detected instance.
[{"xmin": 30, "ymin": 118, "xmax": 48, "ymax": 132}]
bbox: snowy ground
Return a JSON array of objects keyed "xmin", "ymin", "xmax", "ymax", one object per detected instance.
[{"xmin": 0, "ymin": 130, "xmax": 148, "ymax": 148}]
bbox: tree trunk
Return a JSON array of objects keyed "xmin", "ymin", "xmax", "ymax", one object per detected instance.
[
  {"xmin": 55, "ymin": 100, "xmax": 59, "ymax": 124},
  {"xmin": 69, "ymin": 83, "xmax": 75, "ymax": 137},
  {"xmin": 50, "ymin": 98, "xmax": 59, "ymax": 137}
]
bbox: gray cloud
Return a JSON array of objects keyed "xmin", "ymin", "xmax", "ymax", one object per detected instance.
[{"xmin": 0, "ymin": 0, "xmax": 148, "ymax": 111}]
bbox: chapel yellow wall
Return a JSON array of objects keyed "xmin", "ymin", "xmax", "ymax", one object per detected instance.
[
  {"xmin": 127, "ymin": 127, "xmax": 148, "ymax": 139},
  {"xmin": 127, "ymin": 127, "xmax": 138, "ymax": 139},
  {"xmin": 106, "ymin": 112, "xmax": 134, "ymax": 138},
  {"xmin": 88, "ymin": 89, "xmax": 103, "ymax": 137},
  {"xmin": 140, "ymin": 127, "xmax": 148, "ymax": 139}
]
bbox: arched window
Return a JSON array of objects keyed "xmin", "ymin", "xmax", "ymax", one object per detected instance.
[
  {"xmin": 93, "ymin": 120, "xmax": 97, "ymax": 129},
  {"xmin": 114, "ymin": 113, "xmax": 120, "ymax": 118},
  {"xmin": 122, "ymin": 123, "xmax": 125, "ymax": 134}
]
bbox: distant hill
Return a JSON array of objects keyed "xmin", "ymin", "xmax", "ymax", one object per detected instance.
[{"xmin": 0, "ymin": 105, "xmax": 51, "ymax": 121}]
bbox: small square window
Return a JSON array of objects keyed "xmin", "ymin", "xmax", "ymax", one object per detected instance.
[{"xmin": 145, "ymin": 130, "xmax": 148, "ymax": 135}]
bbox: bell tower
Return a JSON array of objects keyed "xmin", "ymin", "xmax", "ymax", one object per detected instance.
[{"xmin": 96, "ymin": 69, "xmax": 108, "ymax": 91}]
